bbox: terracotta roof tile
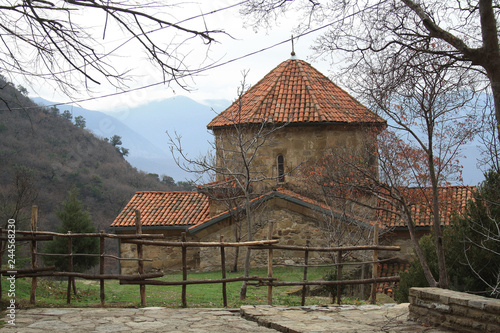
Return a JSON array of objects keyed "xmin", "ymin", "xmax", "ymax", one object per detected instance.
[
  {"xmin": 111, "ymin": 191, "xmax": 210, "ymax": 227},
  {"xmin": 207, "ymin": 59, "xmax": 386, "ymax": 128},
  {"xmin": 377, "ymin": 261, "xmax": 410, "ymax": 296},
  {"xmin": 377, "ymin": 186, "xmax": 476, "ymax": 228}
]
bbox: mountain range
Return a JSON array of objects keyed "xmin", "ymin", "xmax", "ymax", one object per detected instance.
[
  {"xmin": 33, "ymin": 95, "xmax": 485, "ymax": 186},
  {"xmin": 33, "ymin": 96, "xmax": 231, "ymax": 182}
]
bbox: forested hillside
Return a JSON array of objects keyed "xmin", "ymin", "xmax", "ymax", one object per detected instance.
[{"xmin": 0, "ymin": 76, "xmax": 183, "ymax": 234}]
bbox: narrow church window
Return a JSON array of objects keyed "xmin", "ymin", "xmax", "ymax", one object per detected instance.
[{"xmin": 277, "ymin": 155, "xmax": 285, "ymax": 183}]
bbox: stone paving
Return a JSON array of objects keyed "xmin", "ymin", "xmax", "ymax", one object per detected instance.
[
  {"xmin": 1, "ymin": 304, "xmax": 453, "ymax": 333},
  {"xmin": 241, "ymin": 304, "xmax": 453, "ymax": 332}
]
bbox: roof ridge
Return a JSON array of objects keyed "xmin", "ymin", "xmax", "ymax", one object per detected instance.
[
  {"xmin": 136, "ymin": 191, "xmax": 200, "ymax": 195},
  {"xmin": 405, "ymin": 185, "xmax": 477, "ymax": 190},
  {"xmin": 214, "ymin": 61, "xmax": 287, "ymax": 127},
  {"xmin": 248, "ymin": 61, "xmax": 288, "ymax": 123}
]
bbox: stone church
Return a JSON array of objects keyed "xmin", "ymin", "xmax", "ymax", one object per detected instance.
[{"xmin": 111, "ymin": 56, "xmax": 474, "ymax": 276}]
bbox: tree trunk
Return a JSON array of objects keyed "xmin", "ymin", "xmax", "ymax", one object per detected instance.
[
  {"xmin": 403, "ymin": 205, "xmax": 438, "ymax": 287},
  {"xmin": 232, "ymin": 216, "xmax": 240, "ymax": 273},
  {"xmin": 72, "ymin": 278, "xmax": 78, "ymax": 295},
  {"xmin": 427, "ymin": 126, "xmax": 450, "ymax": 289},
  {"xmin": 487, "ymin": 68, "xmax": 500, "ymax": 144},
  {"xmin": 240, "ymin": 196, "xmax": 253, "ymax": 300},
  {"xmin": 478, "ymin": 0, "xmax": 500, "ymax": 143},
  {"xmin": 430, "ymin": 177, "xmax": 449, "ymax": 289},
  {"xmin": 232, "ymin": 246, "xmax": 239, "ymax": 273}
]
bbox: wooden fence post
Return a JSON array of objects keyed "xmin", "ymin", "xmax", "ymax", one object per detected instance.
[
  {"xmin": 371, "ymin": 224, "xmax": 379, "ymax": 304},
  {"xmin": 0, "ymin": 228, "xmax": 1, "ymax": 301},
  {"xmin": 67, "ymin": 231, "xmax": 73, "ymax": 304},
  {"xmin": 0, "ymin": 228, "xmax": 3, "ymax": 300},
  {"xmin": 181, "ymin": 232, "xmax": 187, "ymax": 308},
  {"xmin": 220, "ymin": 235, "xmax": 227, "ymax": 307},
  {"xmin": 267, "ymin": 222, "xmax": 274, "ymax": 306},
  {"xmin": 30, "ymin": 205, "xmax": 38, "ymax": 304},
  {"xmin": 360, "ymin": 264, "xmax": 366, "ymax": 300},
  {"xmin": 100, "ymin": 230, "xmax": 105, "ymax": 306},
  {"xmin": 336, "ymin": 250, "xmax": 342, "ymax": 305},
  {"xmin": 301, "ymin": 240, "xmax": 309, "ymax": 306},
  {"xmin": 135, "ymin": 210, "xmax": 146, "ymax": 306}
]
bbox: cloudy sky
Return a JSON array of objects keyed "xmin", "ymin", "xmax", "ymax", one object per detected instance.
[{"xmin": 25, "ymin": 1, "xmax": 331, "ymax": 112}]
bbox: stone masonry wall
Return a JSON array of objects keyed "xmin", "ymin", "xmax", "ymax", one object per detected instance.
[
  {"xmin": 409, "ymin": 287, "xmax": 500, "ymax": 332},
  {"xmin": 118, "ymin": 197, "xmax": 371, "ymax": 274},
  {"xmin": 193, "ymin": 198, "xmax": 341, "ymax": 272},
  {"xmin": 213, "ymin": 124, "xmax": 377, "ymax": 192}
]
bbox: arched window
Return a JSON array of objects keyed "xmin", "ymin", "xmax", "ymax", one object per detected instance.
[{"xmin": 277, "ymin": 155, "xmax": 285, "ymax": 183}]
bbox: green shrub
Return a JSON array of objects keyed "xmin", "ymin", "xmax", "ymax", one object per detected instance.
[{"xmin": 394, "ymin": 235, "xmax": 436, "ymax": 303}]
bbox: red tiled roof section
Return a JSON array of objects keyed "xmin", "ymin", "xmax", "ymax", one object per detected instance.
[
  {"xmin": 377, "ymin": 186, "xmax": 476, "ymax": 228},
  {"xmin": 377, "ymin": 261, "xmax": 410, "ymax": 297},
  {"xmin": 207, "ymin": 59, "xmax": 386, "ymax": 128},
  {"xmin": 111, "ymin": 191, "xmax": 209, "ymax": 227}
]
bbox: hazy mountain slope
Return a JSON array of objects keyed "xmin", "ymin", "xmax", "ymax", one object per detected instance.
[
  {"xmin": 31, "ymin": 97, "xmax": 179, "ymax": 181},
  {"xmin": 0, "ymin": 80, "xmax": 174, "ymax": 235},
  {"xmin": 106, "ymin": 96, "xmax": 230, "ymax": 180},
  {"xmin": 33, "ymin": 96, "xmax": 231, "ymax": 181}
]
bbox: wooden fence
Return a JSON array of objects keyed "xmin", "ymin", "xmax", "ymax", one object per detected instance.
[{"xmin": 0, "ymin": 207, "xmax": 400, "ymax": 307}]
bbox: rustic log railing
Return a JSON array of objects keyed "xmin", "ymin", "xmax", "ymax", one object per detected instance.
[
  {"xmin": 249, "ymin": 224, "xmax": 400, "ymax": 305},
  {"xmin": 0, "ymin": 207, "xmax": 400, "ymax": 307}
]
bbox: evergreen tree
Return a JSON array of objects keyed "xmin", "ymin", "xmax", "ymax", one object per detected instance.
[
  {"xmin": 74, "ymin": 115, "xmax": 86, "ymax": 129},
  {"xmin": 61, "ymin": 110, "xmax": 73, "ymax": 121},
  {"xmin": 44, "ymin": 187, "xmax": 99, "ymax": 272},
  {"xmin": 447, "ymin": 170, "xmax": 500, "ymax": 298}
]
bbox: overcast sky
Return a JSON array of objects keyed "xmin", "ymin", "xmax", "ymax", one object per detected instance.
[{"xmin": 25, "ymin": 1, "xmax": 331, "ymax": 112}]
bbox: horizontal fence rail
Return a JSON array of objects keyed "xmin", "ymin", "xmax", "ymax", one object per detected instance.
[{"xmin": 0, "ymin": 207, "xmax": 401, "ymax": 307}]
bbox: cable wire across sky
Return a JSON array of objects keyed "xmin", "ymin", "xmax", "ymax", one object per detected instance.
[{"xmin": 17, "ymin": 2, "xmax": 360, "ymax": 111}]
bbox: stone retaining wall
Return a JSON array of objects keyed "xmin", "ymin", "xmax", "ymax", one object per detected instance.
[{"xmin": 409, "ymin": 287, "xmax": 500, "ymax": 332}]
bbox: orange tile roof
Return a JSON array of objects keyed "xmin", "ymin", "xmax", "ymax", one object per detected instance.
[
  {"xmin": 207, "ymin": 59, "xmax": 386, "ymax": 128},
  {"xmin": 377, "ymin": 186, "xmax": 475, "ymax": 228},
  {"xmin": 111, "ymin": 191, "xmax": 209, "ymax": 227},
  {"xmin": 377, "ymin": 260, "xmax": 410, "ymax": 297}
]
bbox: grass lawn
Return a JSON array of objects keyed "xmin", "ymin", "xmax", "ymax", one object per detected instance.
[{"xmin": 0, "ymin": 266, "xmax": 379, "ymax": 309}]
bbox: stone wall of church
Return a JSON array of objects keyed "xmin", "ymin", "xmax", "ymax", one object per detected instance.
[
  {"xmin": 213, "ymin": 124, "xmax": 378, "ymax": 193},
  {"xmin": 117, "ymin": 198, "xmax": 373, "ymax": 275},
  {"xmin": 192, "ymin": 198, "xmax": 338, "ymax": 272}
]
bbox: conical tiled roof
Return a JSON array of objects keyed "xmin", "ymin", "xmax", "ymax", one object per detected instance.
[{"xmin": 207, "ymin": 59, "xmax": 386, "ymax": 128}]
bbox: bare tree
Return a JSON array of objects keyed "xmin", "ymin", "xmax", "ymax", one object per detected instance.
[
  {"xmin": 301, "ymin": 47, "xmax": 479, "ymax": 288},
  {"xmin": 300, "ymin": 170, "xmax": 378, "ymax": 300},
  {"xmin": 366, "ymin": 52, "xmax": 479, "ymax": 289},
  {"xmin": 169, "ymin": 71, "xmax": 293, "ymax": 299},
  {"xmin": 242, "ymin": 0, "xmax": 500, "ymax": 142},
  {"xmin": 0, "ymin": 165, "xmax": 39, "ymax": 228},
  {"xmin": 0, "ymin": 1, "xmax": 224, "ymax": 95}
]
